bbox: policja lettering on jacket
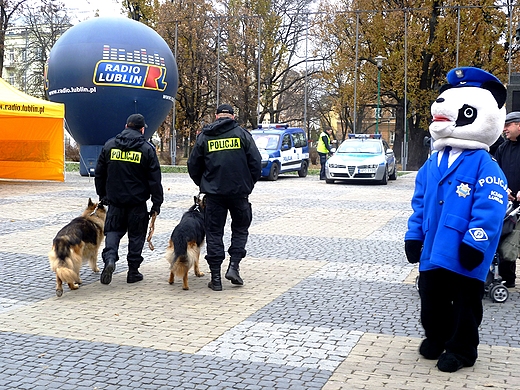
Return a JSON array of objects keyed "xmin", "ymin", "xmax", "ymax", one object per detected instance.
[
  {"xmin": 207, "ymin": 138, "xmax": 241, "ymax": 152},
  {"xmin": 110, "ymin": 148, "xmax": 142, "ymax": 163}
]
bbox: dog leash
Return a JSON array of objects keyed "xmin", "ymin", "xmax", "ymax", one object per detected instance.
[
  {"xmin": 147, "ymin": 212, "xmax": 157, "ymax": 251},
  {"xmin": 89, "ymin": 205, "xmax": 100, "ymax": 216}
]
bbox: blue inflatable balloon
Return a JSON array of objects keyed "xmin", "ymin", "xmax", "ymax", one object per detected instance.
[{"xmin": 46, "ymin": 17, "xmax": 178, "ymax": 175}]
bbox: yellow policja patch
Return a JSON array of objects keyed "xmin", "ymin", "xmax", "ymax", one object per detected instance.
[
  {"xmin": 110, "ymin": 149, "xmax": 142, "ymax": 163},
  {"xmin": 208, "ymin": 138, "xmax": 241, "ymax": 152}
]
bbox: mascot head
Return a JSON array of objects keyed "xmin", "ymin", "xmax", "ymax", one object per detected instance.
[{"xmin": 429, "ymin": 67, "xmax": 507, "ymax": 151}]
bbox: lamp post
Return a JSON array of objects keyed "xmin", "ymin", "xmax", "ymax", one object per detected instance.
[{"xmin": 374, "ymin": 55, "xmax": 386, "ymax": 135}]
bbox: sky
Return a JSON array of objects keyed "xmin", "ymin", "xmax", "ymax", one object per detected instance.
[{"xmin": 60, "ymin": 0, "xmax": 125, "ymax": 24}]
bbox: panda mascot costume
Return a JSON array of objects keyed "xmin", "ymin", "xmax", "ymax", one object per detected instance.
[{"xmin": 405, "ymin": 67, "xmax": 508, "ymax": 372}]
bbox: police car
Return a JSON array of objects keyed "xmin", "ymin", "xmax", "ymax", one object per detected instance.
[
  {"xmin": 251, "ymin": 124, "xmax": 310, "ymax": 181},
  {"xmin": 325, "ymin": 134, "xmax": 397, "ymax": 185}
]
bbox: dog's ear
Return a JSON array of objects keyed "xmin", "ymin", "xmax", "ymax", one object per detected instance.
[
  {"xmin": 88, "ymin": 198, "xmax": 94, "ymax": 207},
  {"xmin": 194, "ymin": 195, "xmax": 198, "ymax": 205}
]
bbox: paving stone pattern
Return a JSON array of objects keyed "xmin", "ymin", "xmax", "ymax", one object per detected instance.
[{"xmin": 0, "ymin": 172, "xmax": 519, "ymax": 389}]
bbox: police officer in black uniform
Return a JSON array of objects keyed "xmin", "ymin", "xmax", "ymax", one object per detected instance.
[
  {"xmin": 188, "ymin": 104, "xmax": 262, "ymax": 291},
  {"xmin": 95, "ymin": 113, "xmax": 163, "ymax": 285}
]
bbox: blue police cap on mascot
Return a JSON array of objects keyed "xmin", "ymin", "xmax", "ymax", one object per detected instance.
[{"xmin": 430, "ymin": 67, "xmax": 507, "ymax": 152}]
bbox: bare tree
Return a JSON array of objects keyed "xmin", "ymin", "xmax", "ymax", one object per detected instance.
[
  {"xmin": 0, "ymin": 0, "xmax": 29, "ymax": 76},
  {"xmin": 217, "ymin": 0, "xmax": 323, "ymax": 128},
  {"xmin": 156, "ymin": 0, "xmax": 217, "ymax": 157},
  {"xmin": 19, "ymin": 0, "xmax": 70, "ymax": 97}
]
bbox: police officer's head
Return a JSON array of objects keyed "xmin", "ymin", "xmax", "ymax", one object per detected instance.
[
  {"xmin": 216, "ymin": 104, "xmax": 235, "ymax": 119},
  {"xmin": 126, "ymin": 113, "xmax": 147, "ymax": 133}
]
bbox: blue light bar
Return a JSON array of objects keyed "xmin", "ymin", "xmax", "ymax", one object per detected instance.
[
  {"xmin": 257, "ymin": 123, "xmax": 289, "ymax": 129},
  {"xmin": 348, "ymin": 134, "xmax": 382, "ymax": 139}
]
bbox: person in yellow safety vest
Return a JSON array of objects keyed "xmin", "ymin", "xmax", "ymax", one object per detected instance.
[{"xmin": 317, "ymin": 128, "xmax": 333, "ymax": 180}]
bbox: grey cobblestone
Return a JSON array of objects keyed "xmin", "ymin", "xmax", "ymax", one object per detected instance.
[{"xmin": 1, "ymin": 172, "xmax": 519, "ymax": 389}]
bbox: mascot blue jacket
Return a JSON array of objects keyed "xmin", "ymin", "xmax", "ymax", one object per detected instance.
[
  {"xmin": 406, "ymin": 67, "xmax": 508, "ymax": 281},
  {"xmin": 404, "ymin": 66, "xmax": 508, "ymax": 373},
  {"xmin": 407, "ymin": 149, "xmax": 507, "ymax": 281}
]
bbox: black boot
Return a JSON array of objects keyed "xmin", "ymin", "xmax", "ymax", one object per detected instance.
[
  {"xmin": 225, "ymin": 261, "xmax": 243, "ymax": 285},
  {"xmin": 100, "ymin": 259, "xmax": 116, "ymax": 285},
  {"xmin": 127, "ymin": 267, "xmax": 143, "ymax": 283},
  {"xmin": 208, "ymin": 267, "xmax": 222, "ymax": 291}
]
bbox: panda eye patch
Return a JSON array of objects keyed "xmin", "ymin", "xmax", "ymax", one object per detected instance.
[{"xmin": 456, "ymin": 104, "xmax": 477, "ymax": 127}]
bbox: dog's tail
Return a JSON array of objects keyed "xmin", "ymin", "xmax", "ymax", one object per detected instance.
[
  {"xmin": 172, "ymin": 254, "xmax": 191, "ymax": 278},
  {"xmin": 168, "ymin": 239, "xmax": 199, "ymax": 278},
  {"xmin": 48, "ymin": 237, "xmax": 81, "ymax": 285},
  {"xmin": 172, "ymin": 231, "xmax": 189, "ymax": 260},
  {"xmin": 53, "ymin": 236, "xmax": 73, "ymax": 261}
]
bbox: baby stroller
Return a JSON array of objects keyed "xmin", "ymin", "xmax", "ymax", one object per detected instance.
[{"xmin": 484, "ymin": 202, "xmax": 520, "ymax": 303}]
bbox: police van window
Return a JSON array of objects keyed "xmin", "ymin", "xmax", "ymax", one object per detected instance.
[
  {"xmin": 282, "ymin": 134, "xmax": 291, "ymax": 148},
  {"xmin": 293, "ymin": 132, "xmax": 306, "ymax": 148}
]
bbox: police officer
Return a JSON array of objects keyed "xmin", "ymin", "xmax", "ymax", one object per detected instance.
[
  {"xmin": 187, "ymin": 104, "xmax": 262, "ymax": 291},
  {"xmin": 317, "ymin": 128, "xmax": 333, "ymax": 180},
  {"xmin": 95, "ymin": 113, "xmax": 163, "ymax": 285}
]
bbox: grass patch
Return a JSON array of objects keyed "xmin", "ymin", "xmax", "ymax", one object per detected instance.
[
  {"xmin": 160, "ymin": 165, "xmax": 189, "ymax": 173},
  {"xmin": 65, "ymin": 162, "xmax": 80, "ymax": 172},
  {"xmin": 66, "ymin": 161, "xmax": 189, "ymax": 173},
  {"xmin": 66, "ymin": 161, "xmax": 407, "ymax": 176}
]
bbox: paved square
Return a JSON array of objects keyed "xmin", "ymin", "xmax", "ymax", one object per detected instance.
[{"xmin": 1, "ymin": 172, "xmax": 520, "ymax": 389}]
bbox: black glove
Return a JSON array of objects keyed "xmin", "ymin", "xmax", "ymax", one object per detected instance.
[
  {"xmin": 405, "ymin": 240, "xmax": 423, "ymax": 264},
  {"xmin": 459, "ymin": 242, "xmax": 484, "ymax": 271},
  {"xmin": 98, "ymin": 198, "xmax": 109, "ymax": 207},
  {"xmin": 150, "ymin": 205, "xmax": 160, "ymax": 217}
]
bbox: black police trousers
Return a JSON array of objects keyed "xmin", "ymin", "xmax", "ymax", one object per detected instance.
[
  {"xmin": 418, "ymin": 268, "xmax": 484, "ymax": 365},
  {"xmin": 204, "ymin": 195, "xmax": 252, "ymax": 269},
  {"xmin": 102, "ymin": 202, "xmax": 149, "ymax": 270}
]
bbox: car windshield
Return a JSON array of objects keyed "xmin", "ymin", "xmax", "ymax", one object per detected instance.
[
  {"xmin": 253, "ymin": 134, "xmax": 280, "ymax": 150},
  {"xmin": 337, "ymin": 140, "xmax": 382, "ymax": 154}
]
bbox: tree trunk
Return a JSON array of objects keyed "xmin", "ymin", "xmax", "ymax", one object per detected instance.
[{"xmin": 407, "ymin": 119, "xmax": 430, "ymax": 171}]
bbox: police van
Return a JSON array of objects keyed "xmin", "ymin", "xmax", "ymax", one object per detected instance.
[{"xmin": 251, "ymin": 124, "xmax": 310, "ymax": 181}]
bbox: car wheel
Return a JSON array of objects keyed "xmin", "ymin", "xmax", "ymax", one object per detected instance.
[
  {"xmin": 389, "ymin": 165, "xmax": 397, "ymax": 180},
  {"xmin": 268, "ymin": 163, "xmax": 279, "ymax": 181},
  {"xmin": 325, "ymin": 179, "xmax": 334, "ymax": 184},
  {"xmin": 298, "ymin": 160, "xmax": 308, "ymax": 177},
  {"xmin": 380, "ymin": 166, "xmax": 388, "ymax": 185}
]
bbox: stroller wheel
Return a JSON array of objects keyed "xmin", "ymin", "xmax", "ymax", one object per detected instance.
[{"xmin": 490, "ymin": 284, "xmax": 509, "ymax": 303}]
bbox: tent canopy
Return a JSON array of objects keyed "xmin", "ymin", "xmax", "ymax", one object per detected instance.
[{"xmin": 0, "ymin": 77, "xmax": 65, "ymax": 181}]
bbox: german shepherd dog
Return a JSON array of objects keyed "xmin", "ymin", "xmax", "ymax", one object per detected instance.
[
  {"xmin": 48, "ymin": 198, "xmax": 106, "ymax": 297},
  {"xmin": 166, "ymin": 195, "xmax": 206, "ymax": 290}
]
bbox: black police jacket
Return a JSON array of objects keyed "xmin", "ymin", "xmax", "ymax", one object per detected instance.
[
  {"xmin": 495, "ymin": 139, "xmax": 520, "ymax": 198},
  {"xmin": 95, "ymin": 128, "xmax": 163, "ymax": 211},
  {"xmin": 187, "ymin": 118, "xmax": 261, "ymax": 197}
]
